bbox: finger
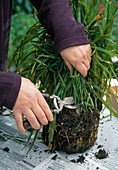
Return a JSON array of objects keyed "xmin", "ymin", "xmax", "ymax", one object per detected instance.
[
  {"xmin": 32, "ymin": 103, "xmax": 48, "ymax": 125},
  {"xmin": 88, "ymin": 49, "xmax": 92, "ymax": 63},
  {"xmin": 71, "ymin": 51, "xmax": 90, "ymax": 72},
  {"xmin": 14, "ymin": 113, "xmax": 26, "ymax": 134},
  {"xmin": 76, "ymin": 50, "xmax": 90, "ymax": 70},
  {"xmin": 24, "ymin": 109, "xmax": 41, "ymax": 129},
  {"xmin": 82, "ymin": 59, "xmax": 90, "ymax": 70},
  {"xmin": 64, "ymin": 55, "xmax": 88, "ymax": 76},
  {"xmin": 79, "ymin": 50, "xmax": 90, "ymax": 66},
  {"xmin": 62, "ymin": 57, "xmax": 72, "ymax": 73},
  {"xmin": 38, "ymin": 93, "xmax": 53, "ymax": 122},
  {"xmin": 88, "ymin": 55, "xmax": 91, "ymax": 63},
  {"xmin": 75, "ymin": 63, "xmax": 88, "ymax": 77},
  {"xmin": 79, "ymin": 45, "xmax": 91, "ymax": 64}
]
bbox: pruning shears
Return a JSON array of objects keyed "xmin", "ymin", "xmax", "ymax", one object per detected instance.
[
  {"xmin": 42, "ymin": 93, "xmax": 82, "ymax": 114},
  {"xmin": 23, "ymin": 93, "xmax": 82, "ymax": 129}
]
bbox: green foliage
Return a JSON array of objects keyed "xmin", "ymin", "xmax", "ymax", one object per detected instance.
[
  {"xmin": 8, "ymin": 13, "xmax": 36, "ymax": 63},
  {"xmin": 9, "ymin": 0, "xmax": 118, "ymax": 151},
  {"xmin": 12, "ymin": 0, "xmax": 34, "ymax": 14},
  {"xmin": 112, "ymin": 8, "xmax": 118, "ymax": 48}
]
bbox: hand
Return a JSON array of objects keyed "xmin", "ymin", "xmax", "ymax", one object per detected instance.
[
  {"xmin": 13, "ymin": 77, "xmax": 53, "ymax": 134},
  {"xmin": 60, "ymin": 44, "xmax": 92, "ymax": 77}
]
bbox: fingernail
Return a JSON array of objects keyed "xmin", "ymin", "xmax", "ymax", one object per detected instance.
[
  {"xmin": 50, "ymin": 116, "xmax": 53, "ymax": 121},
  {"xmin": 22, "ymin": 130, "xmax": 26, "ymax": 134}
]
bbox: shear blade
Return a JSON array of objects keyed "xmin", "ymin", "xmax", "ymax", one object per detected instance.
[
  {"xmin": 63, "ymin": 97, "xmax": 75, "ymax": 105},
  {"xmin": 65, "ymin": 103, "xmax": 82, "ymax": 109}
]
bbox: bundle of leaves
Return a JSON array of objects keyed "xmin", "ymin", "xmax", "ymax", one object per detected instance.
[
  {"xmin": 8, "ymin": 12, "xmax": 36, "ymax": 63},
  {"xmin": 12, "ymin": 0, "xmax": 34, "ymax": 14},
  {"xmin": 9, "ymin": 0, "xmax": 118, "ymax": 153}
]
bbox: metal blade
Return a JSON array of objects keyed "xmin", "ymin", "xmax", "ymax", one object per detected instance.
[
  {"xmin": 64, "ymin": 103, "xmax": 82, "ymax": 109},
  {"xmin": 63, "ymin": 97, "xmax": 75, "ymax": 105}
]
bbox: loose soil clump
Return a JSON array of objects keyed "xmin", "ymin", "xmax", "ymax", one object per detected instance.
[
  {"xmin": 3, "ymin": 147, "xmax": 9, "ymax": 152},
  {"xmin": 95, "ymin": 149, "xmax": 109, "ymax": 159},
  {"xmin": 52, "ymin": 107, "xmax": 99, "ymax": 153},
  {"xmin": 70, "ymin": 154, "xmax": 85, "ymax": 164},
  {"xmin": 77, "ymin": 155, "xmax": 85, "ymax": 163}
]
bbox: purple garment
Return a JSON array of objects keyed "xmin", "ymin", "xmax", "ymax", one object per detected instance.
[
  {"xmin": 0, "ymin": 72, "xmax": 21, "ymax": 110},
  {"xmin": 0, "ymin": 0, "xmax": 21, "ymax": 110},
  {"xmin": 30, "ymin": 0, "xmax": 90, "ymax": 53},
  {"xmin": 0, "ymin": 0, "xmax": 90, "ymax": 110},
  {"xmin": 0, "ymin": 0, "xmax": 12, "ymax": 71}
]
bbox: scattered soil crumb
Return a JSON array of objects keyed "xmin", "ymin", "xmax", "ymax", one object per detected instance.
[
  {"xmin": 3, "ymin": 147, "xmax": 9, "ymax": 152},
  {"xmin": 77, "ymin": 155, "xmax": 85, "ymax": 163},
  {"xmin": 34, "ymin": 149, "xmax": 37, "ymax": 152},
  {"xmin": 85, "ymin": 153, "xmax": 89, "ymax": 156},
  {"xmin": 95, "ymin": 149, "xmax": 108, "ymax": 159},
  {"xmin": 70, "ymin": 155, "xmax": 85, "ymax": 164},
  {"xmin": 97, "ymin": 145, "xmax": 103, "ymax": 149},
  {"xmin": 51, "ymin": 154, "xmax": 58, "ymax": 160},
  {"xmin": 44, "ymin": 149, "xmax": 49, "ymax": 152},
  {"xmin": 70, "ymin": 159, "xmax": 76, "ymax": 163}
]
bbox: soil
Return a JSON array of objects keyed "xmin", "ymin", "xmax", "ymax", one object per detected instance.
[
  {"xmin": 97, "ymin": 145, "xmax": 103, "ymax": 149},
  {"xmin": 77, "ymin": 155, "xmax": 85, "ymax": 163},
  {"xmin": 97, "ymin": 100, "xmax": 103, "ymax": 112},
  {"xmin": 52, "ymin": 107, "xmax": 99, "ymax": 154},
  {"xmin": 51, "ymin": 154, "xmax": 58, "ymax": 160},
  {"xmin": 95, "ymin": 149, "xmax": 109, "ymax": 159},
  {"xmin": 70, "ymin": 154, "xmax": 85, "ymax": 163},
  {"xmin": 3, "ymin": 147, "xmax": 9, "ymax": 152}
]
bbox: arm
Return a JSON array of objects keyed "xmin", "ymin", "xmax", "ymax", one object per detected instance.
[
  {"xmin": 0, "ymin": 0, "xmax": 53, "ymax": 134},
  {"xmin": 0, "ymin": 72, "xmax": 21, "ymax": 110},
  {"xmin": 30, "ymin": 0, "xmax": 91, "ymax": 77},
  {"xmin": 0, "ymin": 72, "xmax": 53, "ymax": 134},
  {"xmin": 30, "ymin": 0, "xmax": 90, "ymax": 52}
]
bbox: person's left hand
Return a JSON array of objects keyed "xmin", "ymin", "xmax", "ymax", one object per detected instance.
[
  {"xmin": 13, "ymin": 77, "xmax": 53, "ymax": 134},
  {"xmin": 60, "ymin": 44, "xmax": 92, "ymax": 77}
]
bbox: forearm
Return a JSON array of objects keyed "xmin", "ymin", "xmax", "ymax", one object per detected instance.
[
  {"xmin": 0, "ymin": 72, "xmax": 21, "ymax": 110},
  {"xmin": 30, "ymin": 0, "xmax": 90, "ymax": 53}
]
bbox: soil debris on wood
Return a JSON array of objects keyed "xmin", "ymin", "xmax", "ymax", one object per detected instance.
[
  {"xmin": 85, "ymin": 153, "xmax": 89, "ymax": 156},
  {"xmin": 95, "ymin": 149, "xmax": 109, "ymax": 159},
  {"xmin": 44, "ymin": 149, "xmax": 49, "ymax": 152},
  {"xmin": 70, "ymin": 154, "xmax": 85, "ymax": 164},
  {"xmin": 97, "ymin": 145, "xmax": 103, "ymax": 149},
  {"xmin": 70, "ymin": 159, "xmax": 76, "ymax": 163},
  {"xmin": 3, "ymin": 147, "xmax": 9, "ymax": 152},
  {"xmin": 34, "ymin": 149, "xmax": 37, "ymax": 152},
  {"xmin": 77, "ymin": 155, "xmax": 85, "ymax": 163},
  {"xmin": 51, "ymin": 154, "xmax": 58, "ymax": 160}
]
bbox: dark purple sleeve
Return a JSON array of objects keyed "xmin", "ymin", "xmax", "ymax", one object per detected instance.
[
  {"xmin": 0, "ymin": 72, "xmax": 21, "ymax": 110},
  {"xmin": 30, "ymin": 0, "xmax": 90, "ymax": 53}
]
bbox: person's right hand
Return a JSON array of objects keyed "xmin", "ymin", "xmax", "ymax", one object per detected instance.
[
  {"xmin": 13, "ymin": 77, "xmax": 53, "ymax": 134},
  {"xmin": 60, "ymin": 44, "xmax": 92, "ymax": 77}
]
